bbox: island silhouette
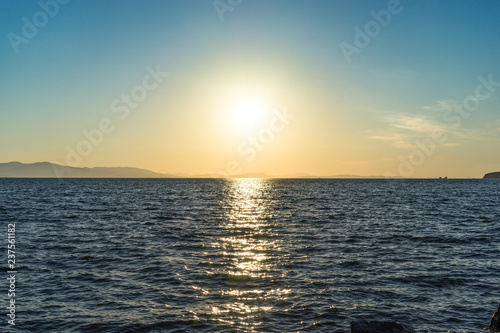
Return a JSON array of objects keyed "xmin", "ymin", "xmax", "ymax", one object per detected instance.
[{"xmin": 483, "ymin": 172, "xmax": 500, "ymax": 179}]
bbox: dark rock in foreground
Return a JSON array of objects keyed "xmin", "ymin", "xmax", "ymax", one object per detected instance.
[
  {"xmin": 490, "ymin": 307, "xmax": 500, "ymax": 332},
  {"xmin": 484, "ymin": 172, "xmax": 500, "ymax": 179},
  {"xmin": 351, "ymin": 320, "xmax": 416, "ymax": 333}
]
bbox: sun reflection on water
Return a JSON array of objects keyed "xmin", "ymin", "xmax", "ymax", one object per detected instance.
[{"xmin": 206, "ymin": 178, "xmax": 290, "ymax": 330}]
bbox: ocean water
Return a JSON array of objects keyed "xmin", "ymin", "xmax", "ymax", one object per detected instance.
[{"xmin": 0, "ymin": 178, "xmax": 499, "ymax": 333}]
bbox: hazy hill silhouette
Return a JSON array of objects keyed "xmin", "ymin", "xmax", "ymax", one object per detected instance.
[{"xmin": 0, "ymin": 162, "xmax": 171, "ymax": 178}]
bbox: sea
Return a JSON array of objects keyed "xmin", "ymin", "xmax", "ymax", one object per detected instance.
[{"xmin": 0, "ymin": 178, "xmax": 499, "ymax": 333}]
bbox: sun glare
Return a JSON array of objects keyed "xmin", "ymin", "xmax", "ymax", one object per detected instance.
[
  {"xmin": 236, "ymin": 100, "xmax": 261, "ymax": 127},
  {"xmin": 230, "ymin": 96, "xmax": 267, "ymax": 130}
]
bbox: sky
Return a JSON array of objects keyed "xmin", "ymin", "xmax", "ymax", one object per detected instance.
[{"xmin": 1, "ymin": 0, "xmax": 499, "ymax": 178}]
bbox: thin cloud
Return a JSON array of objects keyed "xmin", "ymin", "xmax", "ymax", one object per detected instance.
[
  {"xmin": 368, "ymin": 111, "xmax": 499, "ymax": 150},
  {"xmin": 443, "ymin": 143, "xmax": 461, "ymax": 147},
  {"xmin": 423, "ymin": 100, "xmax": 455, "ymax": 112},
  {"xmin": 367, "ymin": 130, "xmax": 419, "ymax": 149},
  {"xmin": 386, "ymin": 115, "xmax": 446, "ymax": 134},
  {"xmin": 368, "ymin": 114, "xmax": 469, "ymax": 149}
]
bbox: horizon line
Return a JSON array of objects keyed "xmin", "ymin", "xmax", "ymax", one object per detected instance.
[{"xmin": 0, "ymin": 161, "xmax": 495, "ymax": 179}]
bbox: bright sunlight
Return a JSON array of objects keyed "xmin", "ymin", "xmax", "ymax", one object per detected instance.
[{"xmin": 230, "ymin": 96, "xmax": 268, "ymax": 131}]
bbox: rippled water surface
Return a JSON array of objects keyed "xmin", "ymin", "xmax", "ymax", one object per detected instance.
[{"xmin": 0, "ymin": 178, "xmax": 499, "ymax": 332}]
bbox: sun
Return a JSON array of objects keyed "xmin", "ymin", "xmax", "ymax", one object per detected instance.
[
  {"xmin": 231, "ymin": 97, "xmax": 267, "ymax": 130},
  {"xmin": 236, "ymin": 100, "xmax": 261, "ymax": 127}
]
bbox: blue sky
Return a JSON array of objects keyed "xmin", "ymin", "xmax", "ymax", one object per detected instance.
[{"xmin": 1, "ymin": 0, "xmax": 499, "ymax": 177}]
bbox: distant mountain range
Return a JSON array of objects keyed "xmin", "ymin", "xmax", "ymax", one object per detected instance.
[
  {"xmin": 0, "ymin": 162, "xmax": 391, "ymax": 178},
  {"xmin": 1, "ymin": 162, "xmax": 495, "ymax": 179},
  {"xmin": 0, "ymin": 162, "xmax": 174, "ymax": 178},
  {"xmin": 0, "ymin": 162, "xmax": 397, "ymax": 178}
]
